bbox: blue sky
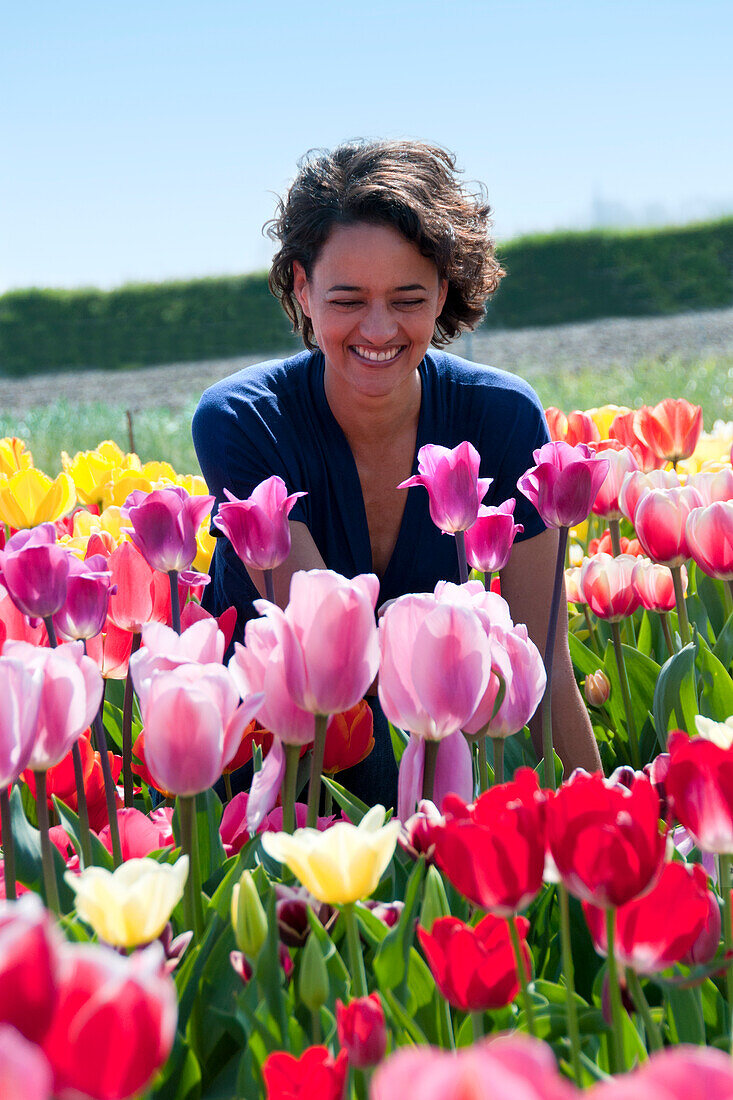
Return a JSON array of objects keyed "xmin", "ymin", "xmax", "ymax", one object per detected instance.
[{"xmin": 2, "ymin": 0, "xmax": 731, "ymax": 292}]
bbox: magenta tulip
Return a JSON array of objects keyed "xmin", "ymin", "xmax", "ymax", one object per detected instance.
[
  {"xmin": 0, "ymin": 894, "xmax": 61, "ymax": 1044},
  {"xmin": 0, "ymin": 525, "xmax": 71, "ymax": 619},
  {"xmin": 229, "ymin": 616, "xmax": 315, "ymax": 745},
  {"xmin": 137, "ymin": 663, "xmax": 262, "ymax": 796},
  {"xmin": 0, "ymin": 656, "xmax": 44, "ymax": 786},
  {"xmin": 634, "ymin": 485, "xmax": 704, "ymax": 567},
  {"xmin": 397, "ymin": 730, "xmax": 473, "ymax": 822},
  {"xmin": 580, "ymin": 553, "xmax": 641, "ymax": 621},
  {"xmin": 53, "ymin": 553, "xmax": 114, "ymax": 641},
  {"xmin": 464, "ymin": 498, "xmax": 524, "ymax": 573},
  {"xmin": 591, "ymin": 447, "xmax": 640, "ymax": 520},
  {"xmin": 617, "ymin": 468, "xmax": 681, "ymax": 525},
  {"xmin": 215, "ymin": 476, "xmax": 306, "ymax": 570},
  {"xmin": 379, "ymin": 593, "xmax": 492, "ymax": 741},
  {"xmin": 517, "ymin": 441, "xmax": 610, "ymax": 529},
  {"xmin": 121, "ymin": 486, "xmax": 214, "ymax": 574},
  {"xmin": 256, "ymin": 569, "xmax": 379, "ymax": 716},
  {"xmin": 685, "ymin": 500, "xmax": 733, "ymax": 579},
  {"xmin": 631, "ymin": 558, "xmax": 682, "ymax": 613},
  {"xmin": 0, "ymin": 1024, "xmax": 53, "ymax": 1100},
  {"xmin": 3, "ymin": 641, "xmax": 103, "ymax": 771},
  {"xmin": 40, "ymin": 941, "xmax": 177, "ymax": 1100},
  {"xmin": 398, "ymin": 441, "xmax": 492, "ymax": 533}
]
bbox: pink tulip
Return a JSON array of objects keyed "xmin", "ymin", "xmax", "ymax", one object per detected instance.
[
  {"xmin": 130, "ymin": 619, "xmax": 227, "ymax": 702},
  {"xmin": 588, "ymin": 1046, "xmax": 733, "ymax": 1100},
  {"xmin": 220, "ymin": 791, "xmax": 335, "ymax": 854},
  {"xmin": 517, "ymin": 441, "xmax": 610, "ymax": 528},
  {"xmin": 0, "ymin": 894, "xmax": 61, "ymax": 1044},
  {"xmin": 564, "ymin": 566, "xmax": 585, "ymax": 605},
  {"xmin": 53, "ymin": 553, "xmax": 114, "ymax": 641},
  {"xmin": 97, "ymin": 807, "xmax": 174, "ymax": 860},
  {"xmin": 688, "ymin": 467, "xmax": 733, "ymax": 506},
  {"xmin": 214, "ymin": 475, "xmax": 306, "ymax": 570},
  {"xmin": 0, "ymin": 1025, "xmax": 53, "ymax": 1100},
  {"xmin": 371, "ymin": 1034, "xmax": 575, "ymax": 1100},
  {"xmin": 0, "ymin": 525, "xmax": 71, "ymax": 619},
  {"xmin": 580, "ymin": 553, "xmax": 641, "ymax": 621},
  {"xmin": 433, "ymin": 579, "xmax": 514, "ymax": 630},
  {"xmin": 229, "ymin": 616, "xmax": 315, "ymax": 744},
  {"xmin": 41, "ymin": 941, "xmax": 177, "ymax": 1100},
  {"xmin": 685, "ymin": 500, "xmax": 733, "ymax": 579},
  {"xmin": 475, "ymin": 624, "xmax": 547, "ymax": 739},
  {"xmin": 121, "ymin": 486, "xmax": 214, "ymax": 574},
  {"xmin": 617, "ymin": 468, "xmax": 681, "ymax": 525},
  {"xmin": 106, "ymin": 542, "xmax": 163, "ymax": 632},
  {"xmin": 398, "ymin": 441, "xmax": 492, "ymax": 533},
  {"xmin": 631, "ymin": 558, "xmax": 683, "ymax": 613},
  {"xmin": 397, "ymin": 729, "xmax": 473, "ymax": 822},
  {"xmin": 638, "ymin": 397, "xmax": 703, "ymax": 464},
  {"xmin": 634, "ymin": 485, "xmax": 704, "ymax": 566},
  {"xmin": 3, "ymin": 641, "xmax": 103, "ymax": 771},
  {"xmin": 591, "ymin": 447, "xmax": 640, "ymax": 519},
  {"xmin": 379, "ymin": 593, "xmax": 492, "ymax": 741},
  {"xmin": 256, "ymin": 569, "xmax": 380, "ymax": 715},
  {"xmin": 0, "ymin": 656, "xmax": 44, "ymax": 786},
  {"xmin": 137, "ymin": 663, "xmax": 263, "ymax": 796},
  {"xmin": 244, "ymin": 737, "xmax": 286, "ymax": 832},
  {"xmin": 464, "ymin": 499, "xmax": 524, "ymax": 573}
]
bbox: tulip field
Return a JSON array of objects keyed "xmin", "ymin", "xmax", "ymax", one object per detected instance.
[{"xmin": 1, "ymin": 397, "xmax": 733, "ymax": 1100}]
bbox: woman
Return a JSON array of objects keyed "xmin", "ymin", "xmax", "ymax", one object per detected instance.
[{"xmin": 193, "ymin": 139, "xmax": 601, "ymax": 805}]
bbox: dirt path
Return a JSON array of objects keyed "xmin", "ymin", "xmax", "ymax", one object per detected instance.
[{"xmin": 1, "ymin": 307, "xmax": 731, "ymax": 413}]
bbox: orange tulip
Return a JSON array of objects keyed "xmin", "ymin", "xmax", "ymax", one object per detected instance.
[
  {"xmin": 323, "ymin": 699, "xmax": 375, "ymax": 774},
  {"xmin": 638, "ymin": 398, "xmax": 703, "ymax": 465}
]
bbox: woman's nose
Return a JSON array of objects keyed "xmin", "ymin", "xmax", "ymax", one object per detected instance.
[{"xmin": 358, "ymin": 302, "xmax": 399, "ymax": 343}]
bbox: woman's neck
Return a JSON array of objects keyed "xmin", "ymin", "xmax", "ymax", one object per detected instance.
[{"xmin": 323, "ymin": 367, "xmax": 422, "ymax": 453}]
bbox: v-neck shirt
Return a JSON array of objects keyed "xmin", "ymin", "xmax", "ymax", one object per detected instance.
[{"xmin": 192, "ymin": 348, "xmax": 550, "ymax": 644}]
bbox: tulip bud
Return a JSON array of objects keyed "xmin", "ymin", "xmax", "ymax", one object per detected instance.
[
  {"xmin": 231, "ymin": 871, "xmax": 268, "ymax": 959},
  {"xmin": 419, "ymin": 866, "xmax": 450, "ymax": 931},
  {"xmin": 336, "ymin": 993, "xmax": 387, "ymax": 1069},
  {"xmin": 584, "ymin": 670, "xmax": 611, "ymax": 707},
  {"xmin": 298, "ymin": 931, "xmax": 330, "ymax": 1011}
]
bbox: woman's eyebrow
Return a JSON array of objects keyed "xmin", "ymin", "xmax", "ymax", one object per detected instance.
[{"xmin": 326, "ymin": 283, "xmax": 428, "ymax": 292}]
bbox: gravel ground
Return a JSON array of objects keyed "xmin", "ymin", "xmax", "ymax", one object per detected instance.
[{"xmin": 2, "ymin": 306, "xmax": 732, "ymax": 413}]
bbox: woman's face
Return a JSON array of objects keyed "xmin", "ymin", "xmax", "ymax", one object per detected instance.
[{"xmin": 293, "ymin": 222, "xmax": 448, "ymax": 402}]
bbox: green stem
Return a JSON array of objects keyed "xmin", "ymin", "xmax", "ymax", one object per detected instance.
[
  {"xmin": 42, "ymin": 615, "xmax": 58, "ymax": 648},
  {"xmin": 306, "ymin": 714, "xmax": 328, "ymax": 828},
  {"xmin": 455, "ymin": 530, "xmax": 469, "ymax": 585},
  {"xmin": 168, "ymin": 570, "xmax": 181, "ymax": 634},
  {"xmin": 476, "ymin": 734, "xmax": 489, "ymax": 794},
  {"xmin": 660, "ymin": 612, "xmax": 675, "ymax": 658},
  {"xmin": 92, "ymin": 712, "xmax": 122, "ymax": 867},
  {"xmin": 440, "ymin": 995, "xmax": 455, "ymax": 1050},
  {"xmin": 541, "ymin": 526, "xmax": 569, "ymax": 791},
  {"xmin": 605, "ymin": 907, "xmax": 626, "ymax": 1074},
  {"xmin": 179, "ymin": 795, "xmax": 204, "ymax": 939},
  {"xmin": 610, "ymin": 620, "xmax": 640, "ymax": 770},
  {"xmin": 34, "ymin": 771, "xmax": 60, "ymax": 914},
  {"xmin": 223, "ymin": 772, "xmax": 233, "ymax": 803},
  {"xmin": 719, "ymin": 854, "xmax": 733, "ymax": 1056},
  {"xmin": 264, "ymin": 569, "xmax": 275, "ymax": 603},
  {"xmin": 483, "ymin": 570, "xmax": 494, "ymax": 593},
  {"xmin": 671, "ymin": 565, "xmax": 691, "ymax": 646},
  {"xmin": 282, "ymin": 743, "xmax": 301, "ymax": 834},
  {"xmin": 122, "ymin": 632, "xmax": 142, "ymax": 808},
  {"xmin": 1, "ymin": 788, "xmax": 17, "ymax": 900},
  {"xmin": 508, "ymin": 914, "xmax": 535, "ymax": 1037},
  {"xmin": 609, "ymin": 518, "xmax": 623, "ymax": 558},
  {"xmin": 583, "ymin": 606, "xmax": 602, "ymax": 656},
  {"xmin": 422, "ymin": 739, "xmax": 439, "ymax": 802},
  {"xmin": 492, "ymin": 737, "xmax": 504, "ymax": 785},
  {"xmin": 343, "ymin": 903, "xmax": 368, "ymax": 997},
  {"xmin": 310, "ymin": 1006, "xmax": 322, "ymax": 1045},
  {"xmin": 471, "ymin": 1010, "xmax": 484, "ymax": 1040},
  {"xmin": 70, "ymin": 740, "xmax": 93, "ymax": 868},
  {"xmin": 625, "ymin": 968, "xmax": 661, "ymax": 1053},
  {"xmin": 558, "ymin": 884, "xmax": 583, "ymax": 1084}
]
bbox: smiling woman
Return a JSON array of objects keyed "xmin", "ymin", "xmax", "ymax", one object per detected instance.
[{"xmin": 192, "ymin": 139, "xmax": 601, "ymax": 807}]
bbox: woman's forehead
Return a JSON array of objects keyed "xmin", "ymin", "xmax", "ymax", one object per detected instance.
[{"xmin": 310, "ymin": 222, "xmax": 440, "ymax": 288}]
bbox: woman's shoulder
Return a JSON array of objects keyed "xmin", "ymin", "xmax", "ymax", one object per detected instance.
[
  {"xmin": 425, "ymin": 348, "xmax": 545, "ymax": 415},
  {"xmin": 195, "ymin": 348, "xmax": 315, "ymax": 417}
]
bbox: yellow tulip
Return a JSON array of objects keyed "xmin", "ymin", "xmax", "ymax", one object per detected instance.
[
  {"xmin": 65, "ymin": 856, "xmax": 189, "ymax": 948},
  {"xmin": 0, "ymin": 437, "xmax": 33, "ymax": 476},
  {"xmin": 96, "ymin": 440, "xmax": 130, "ymax": 465},
  {"xmin": 143, "ymin": 460, "xmax": 178, "ymax": 483},
  {"xmin": 0, "ymin": 468, "xmax": 76, "ymax": 528},
  {"xmin": 587, "ymin": 404, "xmax": 630, "ymax": 440},
  {"xmin": 73, "ymin": 505, "xmax": 127, "ymax": 544},
  {"xmin": 176, "ymin": 474, "xmax": 210, "ymax": 496},
  {"xmin": 193, "ymin": 522, "xmax": 216, "ymax": 572},
  {"xmin": 678, "ymin": 424, "xmax": 733, "ymax": 476},
  {"xmin": 261, "ymin": 805, "xmax": 400, "ymax": 906},
  {"xmin": 62, "ymin": 449, "xmax": 118, "ymax": 507},
  {"xmin": 101, "ymin": 469, "xmax": 154, "ymax": 509}
]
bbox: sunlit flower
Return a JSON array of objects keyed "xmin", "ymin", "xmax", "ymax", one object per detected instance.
[
  {"xmin": 0, "ymin": 469, "xmax": 76, "ymax": 529},
  {"xmin": 0, "ymin": 437, "xmax": 34, "ymax": 477}
]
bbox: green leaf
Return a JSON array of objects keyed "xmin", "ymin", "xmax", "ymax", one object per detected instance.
[
  {"xmin": 501, "ymin": 725, "xmax": 538, "ymax": 779},
  {"xmin": 568, "ymin": 632, "xmax": 605, "ymax": 679},
  {"xmin": 697, "ymin": 570, "xmax": 729, "ymax": 637},
  {"xmin": 603, "ymin": 640, "xmax": 660, "ymax": 750},
  {"xmin": 173, "ymin": 789, "xmax": 226, "ymax": 887},
  {"xmin": 653, "ymin": 641, "xmax": 698, "ymax": 747},
  {"xmin": 697, "ymin": 638, "xmax": 733, "ymax": 721},
  {"xmin": 151, "ymin": 1035, "xmax": 202, "ymax": 1100},
  {"xmin": 101, "ymin": 699, "xmax": 125, "ymax": 753},
  {"xmin": 713, "ymin": 610, "xmax": 733, "ymax": 670},
  {"xmin": 388, "ymin": 721, "xmax": 409, "ymax": 766},
  {"xmin": 9, "ymin": 785, "xmax": 74, "ymax": 911},
  {"xmin": 636, "ymin": 611, "xmax": 653, "ymax": 657},
  {"xmin": 666, "ymin": 985, "xmax": 706, "ymax": 1045},
  {"xmin": 321, "ymin": 776, "xmax": 371, "ymax": 824},
  {"xmin": 382, "ymin": 989, "xmax": 429, "ymax": 1046},
  {"xmin": 534, "ymin": 750, "xmax": 563, "ymax": 788},
  {"xmin": 53, "ymin": 797, "xmax": 114, "ymax": 871},
  {"xmin": 374, "ymin": 858, "xmax": 425, "ymax": 994}
]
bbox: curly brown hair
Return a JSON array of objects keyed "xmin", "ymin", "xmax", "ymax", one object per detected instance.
[{"xmin": 266, "ymin": 139, "xmax": 505, "ymax": 349}]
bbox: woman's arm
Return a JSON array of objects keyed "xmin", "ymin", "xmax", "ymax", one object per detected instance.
[
  {"xmin": 499, "ymin": 528, "xmax": 603, "ymax": 775},
  {"xmin": 246, "ymin": 521, "xmax": 327, "ymax": 607}
]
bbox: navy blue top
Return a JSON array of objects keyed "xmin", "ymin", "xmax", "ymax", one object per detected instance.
[{"xmin": 192, "ymin": 348, "xmax": 549, "ymax": 645}]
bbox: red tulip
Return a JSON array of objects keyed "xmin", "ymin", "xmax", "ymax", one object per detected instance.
[
  {"xmin": 53, "ymin": 553, "xmax": 114, "ymax": 641},
  {"xmin": 666, "ymin": 730, "xmax": 733, "ymax": 854},
  {"xmin": 582, "ymin": 861, "xmax": 716, "ymax": 973},
  {"xmin": 121, "ymin": 486, "xmax": 214, "ymax": 574},
  {"xmin": 0, "ymin": 894, "xmax": 60, "ymax": 1044},
  {"xmin": 85, "ymin": 619, "xmax": 135, "ymax": 679},
  {"xmin": 517, "ymin": 441, "xmax": 610, "ymax": 528},
  {"xmin": 544, "ymin": 407, "xmax": 568, "ymax": 442},
  {"xmin": 41, "ymin": 941, "xmax": 176, "ymax": 1100},
  {"xmin": 464, "ymin": 498, "xmax": 524, "ymax": 574},
  {"xmin": 418, "ymin": 914, "xmax": 530, "ymax": 1012},
  {"xmin": 398, "ymin": 441, "xmax": 492, "ymax": 533},
  {"xmin": 685, "ymin": 500, "xmax": 733, "ymax": 579},
  {"xmin": 638, "ymin": 398, "xmax": 703, "ymax": 464},
  {"xmin": 336, "ymin": 993, "xmax": 387, "ymax": 1068},
  {"xmin": 0, "ymin": 1025, "xmax": 53, "ymax": 1100},
  {"xmin": 580, "ymin": 553, "xmax": 641, "ymax": 621},
  {"xmin": 631, "ymin": 558, "xmax": 683, "ymax": 613},
  {"xmin": 587, "ymin": 530, "xmax": 643, "ymax": 557},
  {"xmin": 215, "ymin": 475, "xmax": 306, "ymax": 571},
  {"xmin": 592, "ymin": 1045, "xmax": 733, "ymax": 1100},
  {"xmin": 546, "ymin": 770, "xmax": 666, "ymax": 908},
  {"xmin": 323, "ymin": 699, "xmax": 374, "ymax": 774},
  {"xmin": 0, "ymin": 525, "xmax": 71, "ymax": 619},
  {"xmin": 431, "ymin": 769, "xmax": 547, "ymax": 915},
  {"xmin": 610, "ymin": 408, "xmax": 666, "ymax": 472},
  {"xmin": 591, "ymin": 447, "xmax": 640, "ymax": 519},
  {"xmin": 262, "ymin": 1045, "xmax": 348, "ymax": 1100},
  {"xmin": 634, "ymin": 485, "xmax": 704, "ymax": 566},
  {"xmin": 617, "ymin": 468, "xmax": 681, "ymax": 525}
]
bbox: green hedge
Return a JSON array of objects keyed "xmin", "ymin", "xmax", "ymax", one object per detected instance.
[{"xmin": 1, "ymin": 219, "xmax": 731, "ymax": 377}]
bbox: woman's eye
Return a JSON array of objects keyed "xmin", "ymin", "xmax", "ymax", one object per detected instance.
[
  {"xmin": 395, "ymin": 299, "xmax": 426, "ymax": 308},
  {"xmin": 330, "ymin": 300, "xmax": 362, "ymax": 308}
]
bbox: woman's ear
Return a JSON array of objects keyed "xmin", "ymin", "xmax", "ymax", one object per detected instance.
[
  {"xmin": 436, "ymin": 277, "xmax": 449, "ymax": 317},
  {"xmin": 292, "ymin": 261, "xmax": 311, "ymax": 318}
]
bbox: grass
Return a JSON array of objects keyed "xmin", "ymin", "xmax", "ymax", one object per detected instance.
[{"xmin": 1, "ymin": 354, "xmax": 730, "ymax": 477}]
